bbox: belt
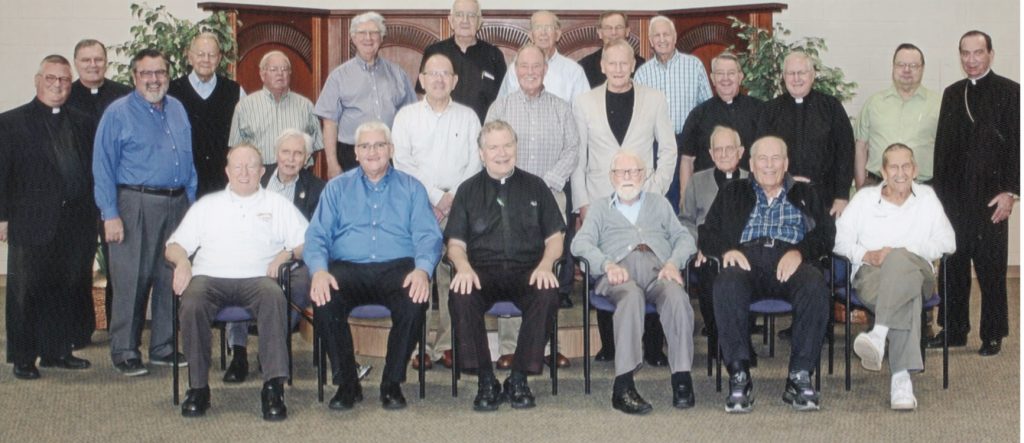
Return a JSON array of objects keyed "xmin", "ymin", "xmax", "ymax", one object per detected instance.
[
  {"xmin": 740, "ymin": 237, "xmax": 791, "ymax": 249},
  {"xmin": 118, "ymin": 185, "xmax": 185, "ymax": 197},
  {"xmin": 633, "ymin": 243, "xmax": 653, "ymax": 253}
]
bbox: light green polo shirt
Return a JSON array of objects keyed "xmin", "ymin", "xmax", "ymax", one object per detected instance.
[{"xmin": 856, "ymin": 85, "xmax": 941, "ymax": 181}]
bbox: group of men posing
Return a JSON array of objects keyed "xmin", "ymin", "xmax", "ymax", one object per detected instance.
[{"xmin": 0, "ymin": 0, "xmax": 1017, "ymax": 421}]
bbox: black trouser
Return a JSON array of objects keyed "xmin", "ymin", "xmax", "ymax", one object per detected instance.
[
  {"xmin": 6, "ymin": 200, "xmax": 95, "ymax": 365},
  {"xmin": 314, "ymin": 258, "xmax": 426, "ymax": 386},
  {"xmin": 335, "ymin": 141, "xmax": 358, "ymax": 172},
  {"xmin": 450, "ymin": 265, "xmax": 558, "ymax": 376},
  {"xmin": 712, "ymin": 242, "xmax": 829, "ymax": 373},
  {"xmin": 942, "ymin": 214, "xmax": 1009, "ymax": 341}
]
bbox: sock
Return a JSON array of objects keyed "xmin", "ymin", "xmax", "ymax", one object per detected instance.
[
  {"xmin": 509, "ymin": 370, "xmax": 527, "ymax": 384},
  {"xmin": 613, "ymin": 372, "xmax": 635, "ymax": 393},
  {"xmin": 789, "ymin": 369, "xmax": 809, "ymax": 381},
  {"xmin": 671, "ymin": 371, "xmax": 692, "ymax": 387},
  {"xmin": 892, "ymin": 370, "xmax": 910, "ymax": 381}
]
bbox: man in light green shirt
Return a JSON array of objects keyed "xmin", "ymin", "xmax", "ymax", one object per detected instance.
[{"xmin": 855, "ymin": 43, "xmax": 941, "ymax": 188}]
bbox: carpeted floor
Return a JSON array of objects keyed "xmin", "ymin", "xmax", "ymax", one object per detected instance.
[{"xmin": 0, "ymin": 278, "xmax": 1018, "ymax": 442}]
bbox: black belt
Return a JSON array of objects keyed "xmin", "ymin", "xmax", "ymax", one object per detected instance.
[
  {"xmin": 118, "ymin": 184, "xmax": 185, "ymax": 197},
  {"xmin": 740, "ymin": 237, "xmax": 792, "ymax": 249}
]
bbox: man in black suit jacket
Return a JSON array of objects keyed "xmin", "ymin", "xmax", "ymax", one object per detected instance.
[
  {"xmin": 0, "ymin": 55, "xmax": 97, "ymax": 379},
  {"xmin": 220, "ymin": 128, "xmax": 325, "ymax": 383}
]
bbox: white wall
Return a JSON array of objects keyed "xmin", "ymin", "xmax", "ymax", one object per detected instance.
[{"xmin": 0, "ymin": 0, "xmax": 1019, "ymax": 272}]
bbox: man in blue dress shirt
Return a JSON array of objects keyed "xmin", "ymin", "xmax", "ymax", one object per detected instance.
[
  {"xmin": 93, "ymin": 49, "xmax": 197, "ymax": 377},
  {"xmin": 306, "ymin": 121, "xmax": 443, "ymax": 411}
]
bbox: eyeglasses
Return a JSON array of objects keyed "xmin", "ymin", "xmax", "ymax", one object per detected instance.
[
  {"xmin": 894, "ymin": 62, "xmax": 922, "ymax": 71},
  {"xmin": 711, "ymin": 145, "xmax": 740, "ymax": 154},
  {"xmin": 190, "ymin": 51, "xmax": 220, "ymax": 60},
  {"xmin": 784, "ymin": 70, "xmax": 812, "ymax": 79},
  {"xmin": 712, "ymin": 70, "xmax": 741, "ymax": 79},
  {"xmin": 40, "ymin": 74, "xmax": 73, "ymax": 86},
  {"xmin": 452, "ymin": 11, "xmax": 479, "ymax": 20},
  {"xmin": 532, "ymin": 24, "xmax": 557, "ymax": 33},
  {"xmin": 263, "ymin": 66, "xmax": 291, "ymax": 74},
  {"xmin": 422, "ymin": 70, "xmax": 453, "ymax": 79},
  {"xmin": 611, "ymin": 168, "xmax": 644, "ymax": 178},
  {"xmin": 355, "ymin": 142, "xmax": 391, "ymax": 151},
  {"xmin": 600, "ymin": 25, "xmax": 626, "ymax": 32},
  {"xmin": 354, "ymin": 30, "xmax": 382, "ymax": 39},
  {"xmin": 135, "ymin": 69, "xmax": 168, "ymax": 79}
]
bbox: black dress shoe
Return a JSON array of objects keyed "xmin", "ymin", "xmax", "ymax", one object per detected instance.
[
  {"xmin": 979, "ymin": 339, "xmax": 1002, "ymax": 356},
  {"xmin": 926, "ymin": 330, "xmax": 968, "ymax": 348},
  {"xmin": 261, "ymin": 379, "xmax": 287, "ymax": 421},
  {"xmin": 39, "ymin": 355, "xmax": 91, "ymax": 370},
  {"xmin": 672, "ymin": 378, "xmax": 695, "ymax": 409},
  {"xmin": 644, "ymin": 349, "xmax": 669, "ymax": 367},
  {"xmin": 473, "ymin": 379, "xmax": 504, "ymax": 412},
  {"xmin": 503, "ymin": 377, "xmax": 536, "ymax": 409},
  {"xmin": 13, "ymin": 363, "xmax": 40, "ymax": 380},
  {"xmin": 594, "ymin": 347, "xmax": 615, "ymax": 362},
  {"xmin": 612, "ymin": 387, "xmax": 653, "ymax": 415},
  {"xmin": 181, "ymin": 386, "xmax": 211, "ymax": 417},
  {"xmin": 114, "ymin": 358, "xmax": 149, "ymax": 377},
  {"xmin": 328, "ymin": 383, "xmax": 363, "ymax": 410},
  {"xmin": 380, "ymin": 382, "xmax": 407, "ymax": 410},
  {"xmin": 222, "ymin": 355, "xmax": 249, "ymax": 383}
]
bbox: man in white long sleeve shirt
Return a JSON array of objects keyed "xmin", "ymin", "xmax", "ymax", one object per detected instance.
[{"xmin": 833, "ymin": 143, "xmax": 955, "ymax": 411}]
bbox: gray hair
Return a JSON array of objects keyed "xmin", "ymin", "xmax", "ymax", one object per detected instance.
[
  {"xmin": 190, "ymin": 32, "xmax": 221, "ymax": 52},
  {"xmin": 354, "ymin": 120, "xmax": 392, "ymax": 145},
  {"xmin": 881, "ymin": 143, "xmax": 916, "ymax": 169},
  {"xmin": 530, "ymin": 10, "xmax": 561, "ymax": 30},
  {"xmin": 610, "ymin": 149, "xmax": 647, "ymax": 171},
  {"xmin": 478, "ymin": 120, "xmax": 518, "ymax": 149},
  {"xmin": 450, "ymin": 0, "xmax": 481, "ymax": 16},
  {"xmin": 601, "ymin": 39, "xmax": 635, "ymax": 61},
  {"xmin": 749, "ymin": 136, "xmax": 788, "ymax": 158},
  {"xmin": 711, "ymin": 52, "xmax": 741, "ymax": 72},
  {"xmin": 351, "ymin": 12, "xmax": 387, "ymax": 37},
  {"xmin": 227, "ymin": 143, "xmax": 264, "ymax": 165},
  {"xmin": 648, "ymin": 15, "xmax": 676, "ymax": 36},
  {"xmin": 516, "ymin": 43, "xmax": 548, "ymax": 66},
  {"xmin": 709, "ymin": 125, "xmax": 742, "ymax": 150},
  {"xmin": 259, "ymin": 50, "xmax": 290, "ymax": 71},
  {"xmin": 782, "ymin": 51, "xmax": 815, "ymax": 74},
  {"xmin": 275, "ymin": 128, "xmax": 313, "ymax": 156}
]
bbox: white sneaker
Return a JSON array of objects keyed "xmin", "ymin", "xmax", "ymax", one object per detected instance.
[
  {"xmin": 890, "ymin": 373, "xmax": 917, "ymax": 410},
  {"xmin": 853, "ymin": 333, "xmax": 884, "ymax": 371}
]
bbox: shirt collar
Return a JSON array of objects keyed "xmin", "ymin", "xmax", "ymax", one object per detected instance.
[
  {"xmin": 969, "ymin": 69, "xmax": 992, "ymax": 84},
  {"xmin": 226, "ymin": 186, "xmax": 265, "ymax": 203},
  {"xmin": 261, "ymin": 87, "xmax": 290, "ymax": 101},
  {"xmin": 654, "ymin": 51, "xmax": 681, "ymax": 68},
  {"xmin": 883, "ymin": 85, "xmax": 928, "ymax": 101},
  {"xmin": 188, "ymin": 70, "xmax": 217, "ymax": 87},
  {"xmin": 610, "ymin": 190, "xmax": 645, "ymax": 208},
  {"xmin": 358, "ymin": 164, "xmax": 394, "ymax": 188},
  {"xmin": 130, "ymin": 90, "xmax": 166, "ymax": 111}
]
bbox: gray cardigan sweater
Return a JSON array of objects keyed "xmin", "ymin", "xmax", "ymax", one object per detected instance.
[{"xmin": 571, "ymin": 191, "xmax": 697, "ymax": 276}]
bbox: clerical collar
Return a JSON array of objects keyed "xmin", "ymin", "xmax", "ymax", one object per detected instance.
[
  {"xmin": 488, "ymin": 168, "xmax": 515, "ymax": 185},
  {"xmin": 52, "ymin": 107, "xmax": 60, "ymax": 114},
  {"xmin": 794, "ymin": 97, "xmax": 804, "ymax": 104},
  {"xmin": 969, "ymin": 69, "xmax": 992, "ymax": 85}
]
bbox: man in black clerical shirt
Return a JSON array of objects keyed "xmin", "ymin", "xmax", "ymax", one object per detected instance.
[
  {"xmin": 447, "ymin": 120, "xmax": 564, "ymax": 412},
  {"xmin": 1, "ymin": 55, "xmax": 97, "ymax": 379}
]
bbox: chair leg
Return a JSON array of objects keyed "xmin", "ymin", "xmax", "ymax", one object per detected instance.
[
  {"xmin": 419, "ymin": 309, "xmax": 426, "ymax": 399},
  {"xmin": 768, "ymin": 316, "xmax": 776, "ymax": 358},
  {"xmin": 844, "ymin": 292, "xmax": 852, "ymax": 391},
  {"xmin": 314, "ymin": 313, "xmax": 324, "ymax": 403},
  {"xmin": 715, "ymin": 341, "xmax": 722, "ymax": 392},
  {"xmin": 219, "ymin": 323, "xmax": 227, "ymax": 370},
  {"xmin": 450, "ymin": 309, "xmax": 459, "ymax": 398},
  {"xmin": 762, "ymin": 316, "xmax": 769, "ymax": 345},
  {"xmin": 173, "ymin": 296, "xmax": 180, "ymax": 406},
  {"xmin": 827, "ymin": 308, "xmax": 834, "ymax": 375},
  {"xmin": 551, "ymin": 312, "xmax": 558, "ymax": 396},
  {"xmin": 583, "ymin": 294, "xmax": 591, "ymax": 395}
]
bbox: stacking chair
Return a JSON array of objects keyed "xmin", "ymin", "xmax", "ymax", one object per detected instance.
[
  {"xmin": 831, "ymin": 254, "xmax": 949, "ymax": 391},
  {"xmin": 446, "ymin": 258, "xmax": 562, "ymax": 397},
  {"xmin": 172, "ymin": 262, "xmax": 297, "ymax": 405}
]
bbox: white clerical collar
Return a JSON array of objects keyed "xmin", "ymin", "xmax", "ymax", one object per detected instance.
[{"xmin": 969, "ymin": 69, "xmax": 992, "ymax": 85}]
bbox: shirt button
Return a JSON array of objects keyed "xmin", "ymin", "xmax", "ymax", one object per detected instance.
[{"xmin": 371, "ymin": 254, "xmax": 376, "ymax": 259}]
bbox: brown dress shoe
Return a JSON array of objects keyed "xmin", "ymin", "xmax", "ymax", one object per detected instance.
[
  {"xmin": 495, "ymin": 354, "xmax": 514, "ymax": 370},
  {"xmin": 439, "ymin": 350, "xmax": 454, "ymax": 369},
  {"xmin": 411, "ymin": 354, "xmax": 432, "ymax": 370},
  {"xmin": 546, "ymin": 353, "xmax": 571, "ymax": 368}
]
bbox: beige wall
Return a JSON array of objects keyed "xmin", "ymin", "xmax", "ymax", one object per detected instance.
[{"xmin": 0, "ymin": 0, "xmax": 1019, "ymax": 272}]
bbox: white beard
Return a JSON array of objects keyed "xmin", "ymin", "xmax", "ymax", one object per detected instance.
[{"xmin": 616, "ymin": 185, "xmax": 641, "ymax": 201}]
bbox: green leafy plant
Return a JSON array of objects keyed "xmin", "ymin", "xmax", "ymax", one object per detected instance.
[
  {"xmin": 728, "ymin": 17, "xmax": 857, "ymax": 102},
  {"xmin": 109, "ymin": 3, "xmax": 237, "ymax": 84}
]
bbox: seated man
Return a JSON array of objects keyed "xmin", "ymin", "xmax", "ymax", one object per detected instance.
[
  {"xmin": 834, "ymin": 143, "xmax": 955, "ymax": 410},
  {"xmin": 681, "ymin": 125, "xmax": 748, "ymax": 342},
  {"xmin": 572, "ymin": 150, "xmax": 697, "ymax": 414},
  {"xmin": 306, "ymin": 121, "xmax": 442, "ymax": 411},
  {"xmin": 222, "ymin": 129, "xmax": 324, "ymax": 383},
  {"xmin": 166, "ymin": 144, "xmax": 308, "ymax": 421},
  {"xmin": 699, "ymin": 136, "xmax": 833, "ymax": 413},
  {"xmin": 447, "ymin": 120, "xmax": 564, "ymax": 412}
]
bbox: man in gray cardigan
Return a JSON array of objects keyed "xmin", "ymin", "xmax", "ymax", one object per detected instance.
[{"xmin": 572, "ymin": 150, "xmax": 697, "ymax": 415}]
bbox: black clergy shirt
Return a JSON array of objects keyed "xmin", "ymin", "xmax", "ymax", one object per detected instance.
[{"xmin": 680, "ymin": 94, "xmax": 762, "ymax": 172}]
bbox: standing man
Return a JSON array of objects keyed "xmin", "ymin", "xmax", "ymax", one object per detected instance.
[
  {"xmin": 1, "ymin": 55, "xmax": 96, "ymax": 379},
  {"xmin": 572, "ymin": 150, "xmax": 697, "ymax": 414},
  {"xmin": 634, "ymin": 15, "xmax": 713, "ymax": 211},
  {"xmin": 578, "ymin": 12, "xmax": 645, "ymax": 88},
  {"xmin": 447, "ymin": 120, "xmax": 563, "ymax": 412},
  {"xmin": 392, "ymin": 53, "xmax": 482, "ymax": 370},
  {"xmin": 94, "ymin": 49, "xmax": 197, "ymax": 376},
  {"xmin": 679, "ymin": 53, "xmax": 761, "ymax": 190},
  {"xmin": 168, "ymin": 32, "xmax": 244, "ymax": 198},
  {"xmin": 315, "ymin": 11, "xmax": 417, "ymax": 177},
  {"xmin": 699, "ymin": 136, "xmax": 833, "ymax": 413},
  {"xmin": 855, "ymin": 44, "xmax": 941, "ymax": 189},
  {"xmin": 486, "ymin": 43, "xmax": 579, "ymax": 370},
  {"xmin": 418, "ymin": 0, "xmax": 506, "ymax": 122},
  {"xmin": 835, "ymin": 144, "xmax": 956, "ymax": 410},
  {"xmin": 498, "ymin": 11, "xmax": 588, "ymax": 104},
  {"xmin": 167, "ymin": 144, "xmax": 307, "ymax": 421},
  {"xmin": 306, "ymin": 121, "xmax": 442, "ymax": 411},
  {"xmin": 758, "ymin": 51, "xmax": 855, "ymax": 217},
  {"xmin": 930, "ymin": 30, "xmax": 1019, "ymax": 356},
  {"xmin": 67, "ymin": 38, "xmax": 133, "ymax": 350},
  {"xmin": 229, "ymin": 50, "xmax": 323, "ymax": 165}
]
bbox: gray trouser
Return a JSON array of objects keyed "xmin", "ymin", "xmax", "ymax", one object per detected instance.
[
  {"xmin": 179, "ymin": 276, "xmax": 289, "ymax": 388},
  {"xmin": 108, "ymin": 190, "xmax": 187, "ymax": 364},
  {"xmin": 227, "ymin": 264, "xmax": 311, "ymax": 348},
  {"xmin": 853, "ymin": 248, "xmax": 935, "ymax": 373},
  {"xmin": 596, "ymin": 250, "xmax": 694, "ymax": 376}
]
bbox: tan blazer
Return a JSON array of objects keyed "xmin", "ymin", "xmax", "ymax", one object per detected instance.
[{"xmin": 570, "ymin": 83, "xmax": 677, "ymax": 211}]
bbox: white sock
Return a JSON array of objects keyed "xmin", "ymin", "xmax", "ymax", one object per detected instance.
[
  {"xmin": 892, "ymin": 370, "xmax": 912, "ymax": 390},
  {"xmin": 869, "ymin": 325, "xmax": 889, "ymax": 346},
  {"xmin": 892, "ymin": 369, "xmax": 909, "ymax": 380}
]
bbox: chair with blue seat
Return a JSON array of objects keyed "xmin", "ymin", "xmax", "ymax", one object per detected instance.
[
  {"xmin": 447, "ymin": 259, "xmax": 563, "ymax": 397},
  {"xmin": 831, "ymin": 254, "xmax": 949, "ymax": 391}
]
